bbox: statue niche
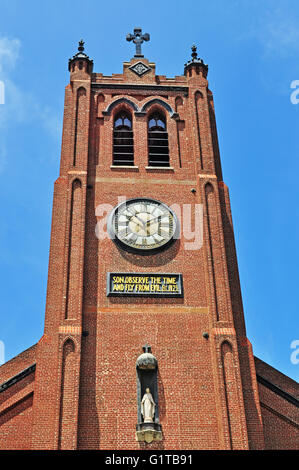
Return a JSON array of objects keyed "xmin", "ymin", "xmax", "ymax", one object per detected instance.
[{"xmin": 136, "ymin": 344, "xmax": 162, "ymax": 443}]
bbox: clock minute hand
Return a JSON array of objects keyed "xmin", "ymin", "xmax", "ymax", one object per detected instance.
[
  {"xmin": 134, "ymin": 214, "xmax": 147, "ymax": 226},
  {"xmin": 146, "ymin": 216, "xmax": 162, "ymax": 225}
]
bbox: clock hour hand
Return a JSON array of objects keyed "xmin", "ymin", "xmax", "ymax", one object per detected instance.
[{"xmin": 146, "ymin": 226, "xmax": 152, "ymax": 236}]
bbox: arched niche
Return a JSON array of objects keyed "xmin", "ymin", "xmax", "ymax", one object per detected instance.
[{"xmin": 136, "ymin": 344, "xmax": 162, "ymax": 443}]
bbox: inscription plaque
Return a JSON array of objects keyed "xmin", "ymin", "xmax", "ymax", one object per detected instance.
[{"xmin": 107, "ymin": 273, "xmax": 183, "ymax": 298}]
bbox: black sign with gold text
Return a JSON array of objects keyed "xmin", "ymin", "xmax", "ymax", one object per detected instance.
[{"xmin": 107, "ymin": 273, "xmax": 183, "ymax": 297}]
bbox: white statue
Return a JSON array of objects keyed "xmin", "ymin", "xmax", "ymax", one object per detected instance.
[{"xmin": 141, "ymin": 387, "xmax": 156, "ymax": 423}]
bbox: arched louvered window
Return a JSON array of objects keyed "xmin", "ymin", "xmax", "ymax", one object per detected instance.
[
  {"xmin": 113, "ymin": 111, "xmax": 134, "ymax": 165},
  {"xmin": 148, "ymin": 112, "xmax": 169, "ymax": 167}
]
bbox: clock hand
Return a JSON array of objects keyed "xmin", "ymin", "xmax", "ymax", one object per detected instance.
[
  {"xmin": 146, "ymin": 216, "xmax": 163, "ymax": 225},
  {"xmin": 133, "ymin": 221, "xmax": 144, "ymax": 233},
  {"xmin": 130, "ymin": 213, "xmax": 147, "ymax": 226},
  {"xmin": 137, "ymin": 215, "xmax": 147, "ymax": 226},
  {"xmin": 120, "ymin": 217, "xmax": 143, "ymax": 233}
]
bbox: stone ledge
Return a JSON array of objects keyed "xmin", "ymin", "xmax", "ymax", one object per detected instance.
[
  {"xmin": 110, "ymin": 165, "xmax": 139, "ymax": 170},
  {"xmin": 145, "ymin": 166, "xmax": 174, "ymax": 171}
]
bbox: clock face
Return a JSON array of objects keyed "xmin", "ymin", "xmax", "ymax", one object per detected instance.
[{"xmin": 108, "ymin": 198, "xmax": 179, "ymax": 253}]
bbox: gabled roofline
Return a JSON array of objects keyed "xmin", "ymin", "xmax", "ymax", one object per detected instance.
[{"xmin": 0, "ymin": 364, "xmax": 36, "ymax": 393}]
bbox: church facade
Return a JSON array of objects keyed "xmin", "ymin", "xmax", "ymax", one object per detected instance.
[{"xmin": 0, "ymin": 31, "xmax": 298, "ymax": 450}]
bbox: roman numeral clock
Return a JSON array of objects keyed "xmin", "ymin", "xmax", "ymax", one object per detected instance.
[{"xmin": 107, "ymin": 198, "xmax": 179, "ymax": 254}]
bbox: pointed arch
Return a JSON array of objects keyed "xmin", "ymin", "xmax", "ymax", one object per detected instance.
[
  {"xmin": 65, "ymin": 179, "xmax": 82, "ymax": 319},
  {"xmin": 220, "ymin": 340, "xmax": 246, "ymax": 449},
  {"xmin": 195, "ymin": 91, "xmax": 204, "ymax": 170},
  {"xmin": 140, "ymin": 98, "xmax": 178, "ymax": 119},
  {"xmin": 205, "ymin": 182, "xmax": 219, "ymax": 321},
  {"xmin": 58, "ymin": 338, "xmax": 76, "ymax": 449},
  {"xmin": 103, "ymin": 97, "xmax": 139, "ymax": 116},
  {"xmin": 73, "ymin": 87, "xmax": 87, "ymax": 166}
]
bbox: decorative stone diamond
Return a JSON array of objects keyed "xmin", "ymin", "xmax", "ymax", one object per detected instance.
[{"xmin": 129, "ymin": 61, "xmax": 151, "ymax": 77}]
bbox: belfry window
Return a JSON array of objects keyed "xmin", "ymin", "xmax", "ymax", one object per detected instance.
[
  {"xmin": 148, "ymin": 112, "xmax": 169, "ymax": 167},
  {"xmin": 113, "ymin": 111, "xmax": 134, "ymax": 165}
]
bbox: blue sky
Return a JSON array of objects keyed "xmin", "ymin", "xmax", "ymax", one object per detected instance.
[{"xmin": 0, "ymin": 0, "xmax": 298, "ymax": 382}]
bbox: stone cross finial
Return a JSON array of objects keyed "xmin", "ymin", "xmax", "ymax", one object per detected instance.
[{"xmin": 126, "ymin": 28, "xmax": 150, "ymax": 57}]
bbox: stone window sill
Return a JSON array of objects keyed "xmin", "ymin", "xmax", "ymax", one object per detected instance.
[
  {"xmin": 110, "ymin": 165, "xmax": 139, "ymax": 170},
  {"xmin": 145, "ymin": 166, "xmax": 174, "ymax": 171}
]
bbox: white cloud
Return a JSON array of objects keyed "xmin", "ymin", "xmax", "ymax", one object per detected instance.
[
  {"xmin": 0, "ymin": 36, "xmax": 61, "ymax": 172},
  {"xmin": 0, "ymin": 37, "xmax": 22, "ymax": 129},
  {"xmin": 0, "ymin": 37, "xmax": 20, "ymax": 73},
  {"xmin": 251, "ymin": 8, "xmax": 299, "ymax": 58}
]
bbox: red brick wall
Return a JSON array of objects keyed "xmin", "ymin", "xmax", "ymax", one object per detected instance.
[
  {"xmin": 259, "ymin": 404, "xmax": 298, "ymax": 450},
  {"xmin": 0, "ymin": 361, "xmax": 35, "ymax": 450},
  {"xmin": 0, "ymin": 393, "xmax": 33, "ymax": 450},
  {"xmin": 78, "ymin": 309, "xmax": 220, "ymax": 450},
  {"xmin": 255, "ymin": 357, "xmax": 299, "ymax": 450},
  {"xmin": 0, "ymin": 344, "xmax": 36, "ymax": 384}
]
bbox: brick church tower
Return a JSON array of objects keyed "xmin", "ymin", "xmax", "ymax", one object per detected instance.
[{"xmin": 0, "ymin": 31, "xmax": 298, "ymax": 450}]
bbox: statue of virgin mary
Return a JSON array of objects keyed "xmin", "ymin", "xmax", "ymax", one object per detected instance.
[{"xmin": 141, "ymin": 387, "xmax": 156, "ymax": 423}]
